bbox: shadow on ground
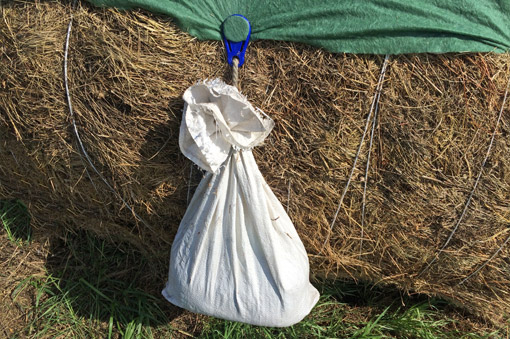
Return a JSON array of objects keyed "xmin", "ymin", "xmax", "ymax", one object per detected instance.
[
  {"xmin": 0, "ymin": 199, "xmax": 32, "ymax": 244},
  {"xmin": 43, "ymin": 230, "xmax": 185, "ymax": 332},
  {"xmin": 1, "ymin": 198, "xmax": 489, "ymax": 338},
  {"xmin": 0, "ymin": 198, "xmax": 198, "ymax": 337}
]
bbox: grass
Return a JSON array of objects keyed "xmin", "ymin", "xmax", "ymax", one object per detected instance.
[
  {"xmin": 11, "ymin": 273, "xmax": 168, "ymax": 338},
  {"xmin": 11, "ymin": 231, "xmax": 175, "ymax": 338},
  {"xmin": 200, "ymin": 285, "xmax": 499, "ymax": 339},
  {"xmin": 0, "ymin": 199, "xmax": 505, "ymax": 338},
  {"xmin": 0, "ymin": 199, "xmax": 32, "ymax": 245}
]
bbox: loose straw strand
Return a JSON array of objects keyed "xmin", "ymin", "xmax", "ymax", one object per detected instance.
[{"xmin": 287, "ymin": 180, "xmax": 292, "ymax": 213}]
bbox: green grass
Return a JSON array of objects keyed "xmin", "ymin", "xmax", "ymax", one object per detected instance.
[
  {"xmin": 1, "ymin": 199, "xmax": 503, "ymax": 338},
  {"xmin": 0, "ymin": 199, "xmax": 32, "ymax": 245},
  {"xmin": 11, "ymin": 231, "xmax": 174, "ymax": 338},
  {"xmin": 200, "ymin": 284, "xmax": 499, "ymax": 339},
  {"xmin": 12, "ymin": 272, "xmax": 169, "ymax": 338}
]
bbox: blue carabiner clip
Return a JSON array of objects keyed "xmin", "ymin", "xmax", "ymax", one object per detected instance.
[{"xmin": 221, "ymin": 14, "xmax": 251, "ymax": 67}]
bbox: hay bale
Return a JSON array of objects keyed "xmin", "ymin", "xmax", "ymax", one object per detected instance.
[{"xmin": 1, "ymin": 1, "xmax": 509, "ymax": 322}]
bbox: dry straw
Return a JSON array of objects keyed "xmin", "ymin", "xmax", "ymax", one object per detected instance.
[{"xmin": 1, "ymin": 1, "xmax": 510, "ymax": 322}]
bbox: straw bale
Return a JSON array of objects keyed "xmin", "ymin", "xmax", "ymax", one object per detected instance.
[{"xmin": 1, "ymin": 1, "xmax": 509, "ymax": 322}]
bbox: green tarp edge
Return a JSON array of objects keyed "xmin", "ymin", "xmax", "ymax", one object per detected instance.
[{"xmin": 87, "ymin": 0, "xmax": 510, "ymax": 54}]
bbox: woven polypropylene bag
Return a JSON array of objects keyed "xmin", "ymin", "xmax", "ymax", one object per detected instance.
[{"xmin": 162, "ymin": 80, "xmax": 319, "ymax": 327}]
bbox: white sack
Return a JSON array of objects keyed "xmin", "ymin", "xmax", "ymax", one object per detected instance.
[{"xmin": 162, "ymin": 79, "xmax": 319, "ymax": 327}]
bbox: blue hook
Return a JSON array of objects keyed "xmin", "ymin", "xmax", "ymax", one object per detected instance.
[{"xmin": 221, "ymin": 14, "xmax": 251, "ymax": 67}]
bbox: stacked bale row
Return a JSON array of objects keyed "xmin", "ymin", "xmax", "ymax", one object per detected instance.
[{"xmin": 1, "ymin": 1, "xmax": 509, "ymax": 322}]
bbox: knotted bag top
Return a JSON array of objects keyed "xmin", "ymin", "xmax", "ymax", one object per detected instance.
[{"xmin": 179, "ymin": 79, "xmax": 274, "ymax": 173}]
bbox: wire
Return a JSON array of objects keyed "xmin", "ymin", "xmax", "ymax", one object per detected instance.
[
  {"xmin": 418, "ymin": 74, "xmax": 510, "ymax": 277},
  {"xmin": 64, "ymin": 1, "xmax": 160, "ymax": 237},
  {"xmin": 318, "ymin": 55, "xmax": 390, "ymax": 255},
  {"xmin": 360, "ymin": 81, "xmax": 383, "ymax": 258},
  {"xmin": 329, "ymin": 55, "xmax": 390, "ymax": 233}
]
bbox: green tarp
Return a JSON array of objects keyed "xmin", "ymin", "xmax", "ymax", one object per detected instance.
[{"xmin": 87, "ymin": 0, "xmax": 510, "ymax": 54}]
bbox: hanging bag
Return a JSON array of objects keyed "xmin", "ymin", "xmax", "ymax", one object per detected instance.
[{"xmin": 163, "ymin": 79, "xmax": 319, "ymax": 327}]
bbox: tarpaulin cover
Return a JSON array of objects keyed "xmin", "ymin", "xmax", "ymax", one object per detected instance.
[{"xmin": 87, "ymin": 0, "xmax": 510, "ymax": 54}]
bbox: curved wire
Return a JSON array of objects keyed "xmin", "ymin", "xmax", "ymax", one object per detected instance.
[
  {"xmin": 418, "ymin": 74, "xmax": 510, "ymax": 277},
  {"xmin": 64, "ymin": 1, "xmax": 160, "ymax": 237}
]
